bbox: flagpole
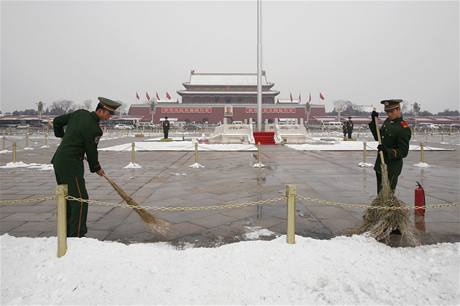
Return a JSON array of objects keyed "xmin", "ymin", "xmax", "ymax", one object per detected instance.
[{"xmin": 256, "ymin": 0, "xmax": 262, "ymax": 132}]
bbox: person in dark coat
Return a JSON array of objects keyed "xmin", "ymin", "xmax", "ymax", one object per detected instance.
[
  {"xmin": 342, "ymin": 121, "xmax": 348, "ymax": 140},
  {"xmin": 162, "ymin": 117, "xmax": 170, "ymax": 139},
  {"xmin": 369, "ymin": 99, "xmax": 411, "ymax": 194},
  {"xmin": 346, "ymin": 117, "xmax": 354, "ymax": 139},
  {"xmin": 51, "ymin": 97, "xmax": 120, "ymax": 237}
]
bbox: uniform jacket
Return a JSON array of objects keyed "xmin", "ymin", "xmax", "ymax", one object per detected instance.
[
  {"xmin": 369, "ymin": 117, "xmax": 411, "ymax": 174},
  {"xmin": 162, "ymin": 120, "xmax": 170, "ymax": 131},
  {"xmin": 51, "ymin": 110, "xmax": 102, "ymax": 176}
]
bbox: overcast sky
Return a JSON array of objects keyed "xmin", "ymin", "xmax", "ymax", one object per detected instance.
[{"xmin": 1, "ymin": 0, "xmax": 459, "ymax": 113}]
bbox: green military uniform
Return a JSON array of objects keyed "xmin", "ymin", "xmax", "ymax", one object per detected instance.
[
  {"xmin": 51, "ymin": 98, "xmax": 120, "ymax": 237},
  {"xmin": 369, "ymin": 100, "xmax": 411, "ymax": 193}
]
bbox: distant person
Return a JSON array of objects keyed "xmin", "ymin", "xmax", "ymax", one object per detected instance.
[
  {"xmin": 346, "ymin": 117, "xmax": 354, "ymax": 139},
  {"xmin": 342, "ymin": 121, "xmax": 348, "ymax": 140},
  {"xmin": 162, "ymin": 117, "xmax": 170, "ymax": 139},
  {"xmin": 51, "ymin": 97, "xmax": 120, "ymax": 237},
  {"xmin": 369, "ymin": 99, "xmax": 411, "ymax": 194}
]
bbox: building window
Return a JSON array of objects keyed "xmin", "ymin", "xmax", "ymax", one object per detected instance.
[{"xmin": 225, "ymin": 98, "xmax": 231, "ymax": 104}]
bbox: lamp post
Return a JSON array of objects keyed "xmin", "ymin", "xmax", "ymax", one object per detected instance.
[{"xmin": 256, "ymin": 0, "xmax": 262, "ymax": 132}]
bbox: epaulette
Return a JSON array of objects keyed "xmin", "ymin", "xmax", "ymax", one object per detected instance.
[{"xmin": 400, "ymin": 120, "xmax": 409, "ymax": 128}]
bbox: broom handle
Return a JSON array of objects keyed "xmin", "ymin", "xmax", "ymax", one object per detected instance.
[{"xmin": 373, "ymin": 111, "xmax": 387, "ymax": 167}]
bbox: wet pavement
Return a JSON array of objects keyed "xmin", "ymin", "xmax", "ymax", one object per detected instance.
[{"xmin": 1, "ymin": 131, "xmax": 459, "ymax": 247}]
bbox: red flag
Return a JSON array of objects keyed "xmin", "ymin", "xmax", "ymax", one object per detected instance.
[
  {"xmin": 308, "ymin": 93, "xmax": 311, "ymax": 103},
  {"xmin": 319, "ymin": 92, "xmax": 325, "ymax": 101},
  {"xmin": 166, "ymin": 92, "xmax": 171, "ymax": 100},
  {"xmin": 136, "ymin": 92, "xmax": 140, "ymax": 100},
  {"xmin": 156, "ymin": 92, "xmax": 160, "ymax": 100},
  {"xmin": 290, "ymin": 92, "xmax": 293, "ymax": 101},
  {"xmin": 146, "ymin": 92, "xmax": 150, "ymax": 100}
]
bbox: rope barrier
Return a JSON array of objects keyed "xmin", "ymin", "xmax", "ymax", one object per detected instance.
[
  {"xmin": 0, "ymin": 195, "xmax": 56, "ymax": 205},
  {"xmin": 296, "ymin": 194, "xmax": 459, "ymax": 210},
  {"xmin": 65, "ymin": 195, "xmax": 284, "ymax": 211},
  {"xmin": 0, "ymin": 193, "xmax": 458, "ymax": 211}
]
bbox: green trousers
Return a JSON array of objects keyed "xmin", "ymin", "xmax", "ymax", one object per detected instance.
[{"xmin": 54, "ymin": 169, "xmax": 89, "ymax": 237}]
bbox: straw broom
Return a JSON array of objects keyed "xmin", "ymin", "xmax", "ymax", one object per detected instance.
[
  {"xmin": 355, "ymin": 114, "xmax": 416, "ymax": 245},
  {"xmin": 103, "ymin": 174, "xmax": 169, "ymax": 236}
]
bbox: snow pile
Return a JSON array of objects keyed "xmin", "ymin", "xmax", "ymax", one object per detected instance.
[
  {"xmin": 414, "ymin": 162, "xmax": 431, "ymax": 168},
  {"xmin": 1, "ymin": 234, "xmax": 458, "ymax": 305},
  {"xmin": 243, "ymin": 226, "xmax": 277, "ymax": 239},
  {"xmin": 189, "ymin": 162, "xmax": 204, "ymax": 168},
  {"xmin": 123, "ymin": 162, "xmax": 142, "ymax": 169},
  {"xmin": 0, "ymin": 162, "xmax": 53, "ymax": 170},
  {"xmin": 358, "ymin": 162, "xmax": 374, "ymax": 168}
]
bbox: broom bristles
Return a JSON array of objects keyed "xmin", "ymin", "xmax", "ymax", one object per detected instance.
[
  {"xmin": 353, "ymin": 117, "xmax": 417, "ymax": 245},
  {"xmin": 103, "ymin": 174, "xmax": 170, "ymax": 235}
]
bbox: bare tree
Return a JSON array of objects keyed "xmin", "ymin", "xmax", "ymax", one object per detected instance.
[
  {"xmin": 49, "ymin": 100, "xmax": 75, "ymax": 115},
  {"xmin": 333, "ymin": 100, "xmax": 352, "ymax": 122},
  {"xmin": 83, "ymin": 99, "xmax": 93, "ymax": 110},
  {"xmin": 37, "ymin": 101, "xmax": 44, "ymax": 119}
]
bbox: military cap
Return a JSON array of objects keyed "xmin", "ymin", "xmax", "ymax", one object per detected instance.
[
  {"xmin": 380, "ymin": 99, "xmax": 403, "ymax": 111},
  {"xmin": 97, "ymin": 97, "xmax": 121, "ymax": 114}
]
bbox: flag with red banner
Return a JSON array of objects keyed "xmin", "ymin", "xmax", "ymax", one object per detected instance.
[
  {"xmin": 146, "ymin": 92, "xmax": 150, "ymax": 100},
  {"xmin": 166, "ymin": 92, "xmax": 171, "ymax": 100},
  {"xmin": 319, "ymin": 92, "xmax": 325, "ymax": 101},
  {"xmin": 308, "ymin": 93, "xmax": 312, "ymax": 103},
  {"xmin": 136, "ymin": 92, "xmax": 140, "ymax": 100},
  {"xmin": 156, "ymin": 92, "xmax": 160, "ymax": 100}
]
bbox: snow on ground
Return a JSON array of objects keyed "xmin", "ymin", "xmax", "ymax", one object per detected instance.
[
  {"xmin": 287, "ymin": 140, "xmax": 451, "ymax": 151},
  {"xmin": 123, "ymin": 162, "xmax": 142, "ymax": 169},
  {"xmin": 414, "ymin": 162, "xmax": 431, "ymax": 168},
  {"xmin": 0, "ymin": 161, "xmax": 53, "ymax": 170},
  {"xmin": 1, "ymin": 234, "xmax": 458, "ymax": 305},
  {"xmin": 100, "ymin": 141, "xmax": 257, "ymax": 152}
]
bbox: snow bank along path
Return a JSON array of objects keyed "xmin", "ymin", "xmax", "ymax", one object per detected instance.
[{"xmin": 1, "ymin": 234, "xmax": 459, "ymax": 305}]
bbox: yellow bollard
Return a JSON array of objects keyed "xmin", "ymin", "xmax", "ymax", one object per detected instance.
[
  {"xmin": 257, "ymin": 142, "xmax": 261, "ymax": 164},
  {"xmin": 363, "ymin": 141, "xmax": 367, "ymax": 164},
  {"xmin": 12, "ymin": 142, "xmax": 16, "ymax": 163},
  {"xmin": 286, "ymin": 184, "xmax": 296, "ymax": 244},
  {"xmin": 420, "ymin": 143, "xmax": 425, "ymax": 163},
  {"xmin": 56, "ymin": 184, "xmax": 68, "ymax": 257},
  {"xmin": 131, "ymin": 142, "xmax": 136, "ymax": 163},
  {"xmin": 194, "ymin": 142, "xmax": 198, "ymax": 163}
]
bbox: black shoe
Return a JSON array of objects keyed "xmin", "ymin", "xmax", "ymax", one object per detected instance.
[{"xmin": 391, "ymin": 228, "xmax": 401, "ymax": 235}]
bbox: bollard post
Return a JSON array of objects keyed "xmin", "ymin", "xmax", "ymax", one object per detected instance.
[
  {"xmin": 2, "ymin": 136, "xmax": 5, "ymax": 150},
  {"xmin": 420, "ymin": 143, "xmax": 425, "ymax": 163},
  {"xmin": 257, "ymin": 142, "xmax": 261, "ymax": 164},
  {"xmin": 56, "ymin": 184, "xmax": 68, "ymax": 257},
  {"xmin": 25, "ymin": 133, "xmax": 29, "ymax": 147},
  {"xmin": 194, "ymin": 142, "xmax": 198, "ymax": 163},
  {"xmin": 363, "ymin": 141, "xmax": 367, "ymax": 164},
  {"xmin": 12, "ymin": 142, "xmax": 16, "ymax": 163},
  {"xmin": 131, "ymin": 142, "xmax": 136, "ymax": 163},
  {"xmin": 45, "ymin": 133, "xmax": 48, "ymax": 146},
  {"xmin": 285, "ymin": 184, "xmax": 296, "ymax": 244}
]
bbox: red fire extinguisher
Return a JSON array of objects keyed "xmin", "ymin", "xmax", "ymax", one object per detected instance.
[{"xmin": 414, "ymin": 181, "xmax": 426, "ymax": 216}]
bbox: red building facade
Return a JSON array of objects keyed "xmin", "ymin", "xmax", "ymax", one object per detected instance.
[{"xmin": 128, "ymin": 71, "xmax": 325, "ymax": 123}]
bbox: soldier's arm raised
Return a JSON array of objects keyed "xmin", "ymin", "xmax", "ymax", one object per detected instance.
[{"xmin": 52, "ymin": 113, "xmax": 72, "ymax": 138}]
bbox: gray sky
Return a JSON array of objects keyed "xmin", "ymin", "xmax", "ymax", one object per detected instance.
[{"xmin": 1, "ymin": 0, "xmax": 459, "ymax": 113}]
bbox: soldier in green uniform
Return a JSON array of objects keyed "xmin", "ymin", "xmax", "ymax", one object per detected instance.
[
  {"xmin": 51, "ymin": 97, "xmax": 121, "ymax": 237},
  {"xmin": 369, "ymin": 99, "xmax": 411, "ymax": 194}
]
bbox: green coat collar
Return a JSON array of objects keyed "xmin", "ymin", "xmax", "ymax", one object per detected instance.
[{"xmin": 90, "ymin": 111, "xmax": 101, "ymax": 124}]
